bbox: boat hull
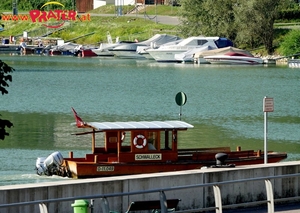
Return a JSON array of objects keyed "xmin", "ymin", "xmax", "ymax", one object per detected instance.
[
  {"xmin": 147, "ymin": 49, "xmax": 187, "ymax": 62},
  {"xmin": 204, "ymin": 55, "xmax": 263, "ymax": 64},
  {"xmin": 64, "ymin": 152, "xmax": 287, "ymax": 178},
  {"xmin": 111, "ymin": 50, "xmax": 146, "ymax": 59},
  {"xmin": 79, "ymin": 49, "xmax": 98, "ymax": 57},
  {"xmin": 92, "ymin": 49, "xmax": 115, "ymax": 57}
]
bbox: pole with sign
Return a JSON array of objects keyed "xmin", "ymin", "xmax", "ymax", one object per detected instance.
[
  {"xmin": 175, "ymin": 92, "xmax": 187, "ymax": 120},
  {"xmin": 263, "ymin": 96, "xmax": 274, "ymax": 164}
]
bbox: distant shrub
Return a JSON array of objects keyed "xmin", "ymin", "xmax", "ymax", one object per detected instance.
[{"xmin": 278, "ymin": 29, "xmax": 300, "ymax": 57}]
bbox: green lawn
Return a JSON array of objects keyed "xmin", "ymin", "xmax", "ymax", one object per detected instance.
[{"xmin": 0, "ymin": 5, "xmax": 181, "ymax": 44}]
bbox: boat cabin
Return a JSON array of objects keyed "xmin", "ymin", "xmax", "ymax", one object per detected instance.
[{"xmin": 73, "ymin": 121, "xmax": 194, "ymax": 163}]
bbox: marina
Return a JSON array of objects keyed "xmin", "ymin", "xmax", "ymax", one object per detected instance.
[{"xmin": 0, "ymin": 55, "xmax": 299, "ymax": 186}]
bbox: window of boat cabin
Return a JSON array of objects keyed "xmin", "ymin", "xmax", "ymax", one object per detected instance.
[
  {"xmin": 105, "ymin": 131, "xmax": 132, "ymax": 152},
  {"xmin": 95, "ymin": 132, "xmax": 105, "ymax": 147},
  {"xmin": 120, "ymin": 131, "xmax": 131, "ymax": 149},
  {"xmin": 193, "ymin": 39, "xmax": 208, "ymax": 46},
  {"xmin": 160, "ymin": 130, "xmax": 173, "ymax": 150},
  {"xmin": 148, "ymin": 131, "xmax": 158, "ymax": 150}
]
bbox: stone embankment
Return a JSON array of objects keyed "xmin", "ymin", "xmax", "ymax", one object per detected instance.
[{"xmin": 255, "ymin": 54, "xmax": 288, "ymax": 64}]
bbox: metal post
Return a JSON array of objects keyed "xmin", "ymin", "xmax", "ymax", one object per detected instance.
[
  {"xmin": 144, "ymin": 0, "xmax": 146, "ymax": 20},
  {"xmin": 264, "ymin": 110, "xmax": 268, "ymax": 164},
  {"xmin": 213, "ymin": 185, "xmax": 222, "ymax": 213},
  {"xmin": 38, "ymin": 203, "xmax": 48, "ymax": 213},
  {"xmin": 179, "ymin": 106, "xmax": 182, "ymax": 120},
  {"xmin": 265, "ymin": 179, "xmax": 274, "ymax": 213},
  {"xmin": 155, "ymin": 0, "xmax": 157, "ymax": 23},
  {"xmin": 159, "ymin": 191, "xmax": 168, "ymax": 213},
  {"xmin": 12, "ymin": 0, "xmax": 18, "ymax": 15},
  {"xmin": 263, "ymin": 96, "xmax": 274, "ymax": 164},
  {"xmin": 90, "ymin": 199, "xmax": 94, "ymax": 213},
  {"xmin": 135, "ymin": 0, "xmax": 137, "ymax": 17},
  {"xmin": 100, "ymin": 198, "xmax": 110, "ymax": 213}
]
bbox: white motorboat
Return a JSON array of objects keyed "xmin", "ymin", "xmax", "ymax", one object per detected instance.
[
  {"xmin": 146, "ymin": 36, "xmax": 233, "ymax": 62},
  {"xmin": 92, "ymin": 32, "xmax": 121, "ymax": 57},
  {"xmin": 92, "ymin": 41, "xmax": 134, "ymax": 57},
  {"xmin": 108, "ymin": 34, "xmax": 182, "ymax": 59},
  {"xmin": 194, "ymin": 46, "xmax": 257, "ymax": 64},
  {"xmin": 204, "ymin": 52, "xmax": 263, "ymax": 65},
  {"xmin": 137, "ymin": 39, "xmax": 183, "ymax": 60},
  {"xmin": 174, "ymin": 46, "xmax": 214, "ymax": 63}
]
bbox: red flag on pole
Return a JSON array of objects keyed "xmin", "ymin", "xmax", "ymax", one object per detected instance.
[{"xmin": 71, "ymin": 107, "xmax": 85, "ymax": 127}]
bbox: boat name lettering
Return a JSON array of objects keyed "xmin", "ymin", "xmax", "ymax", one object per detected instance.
[
  {"xmin": 97, "ymin": 166, "xmax": 114, "ymax": 172},
  {"xmin": 135, "ymin": 154, "xmax": 162, "ymax": 160}
]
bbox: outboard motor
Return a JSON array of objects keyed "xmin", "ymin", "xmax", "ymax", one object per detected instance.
[
  {"xmin": 36, "ymin": 157, "xmax": 47, "ymax": 175},
  {"xmin": 215, "ymin": 153, "xmax": 228, "ymax": 166},
  {"xmin": 36, "ymin": 151, "xmax": 64, "ymax": 176}
]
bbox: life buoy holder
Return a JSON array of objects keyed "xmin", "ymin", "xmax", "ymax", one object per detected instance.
[{"xmin": 133, "ymin": 134, "xmax": 147, "ymax": 149}]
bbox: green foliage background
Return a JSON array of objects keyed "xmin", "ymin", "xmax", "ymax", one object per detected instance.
[
  {"xmin": 1, "ymin": 0, "xmax": 74, "ymax": 10},
  {"xmin": 1, "ymin": 1, "xmax": 300, "ymax": 56},
  {"xmin": 279, "ymin": 30, "xmax": 300, "ymax": 56}
]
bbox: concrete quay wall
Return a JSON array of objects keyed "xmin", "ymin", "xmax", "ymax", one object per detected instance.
[{"xmin": 0, "ymin": 161, "xmax": 300, "ymax": 213}]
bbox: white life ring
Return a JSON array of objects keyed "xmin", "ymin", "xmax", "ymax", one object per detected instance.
[{"xmin": 133, "ymin": 134, "xmax": 147, "ymax": 149}]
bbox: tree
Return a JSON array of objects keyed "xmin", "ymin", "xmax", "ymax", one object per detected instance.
[
  {"xmin": 0, "ymin": 60, "xmax": 14, "ymax": 140},
  {"xmin": 178, "ymin": 0, "xmax": 206, "ymax": 37},
  {"xmin": 234, "ymin": 0, "xmax": 280, "ymax": 54},
  {"xmin": 179, "ymin": 0, "xmax": 238, "ymax": 40},
  {"xmin": 179, "ymin": 0, "xmax": 280, "ymax": 54}
]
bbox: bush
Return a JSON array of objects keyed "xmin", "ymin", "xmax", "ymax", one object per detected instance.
[{"xmin": 278, "ymin": 29, "xmax": 300, "ymax": 57}]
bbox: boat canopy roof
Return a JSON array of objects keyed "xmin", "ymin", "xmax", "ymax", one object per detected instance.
[{"xmin": 81, "ymin": 120, "xmax": 194, "ymax": 131}]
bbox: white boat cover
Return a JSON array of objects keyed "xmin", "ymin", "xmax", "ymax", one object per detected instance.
[
  {"xmin": 194, "ymin": 46, "xmax": 254, "ymax": 58},
  {"xmin": 112, "ymin": 34, "xmax": 182, "ymax": 51},
  {"xmin": 174, "ymin": 45, "xmax": 214, "ymax": 62},
  {"xmin": 84, "ymin": 121, "xmax": 194, "ymax": 131}
]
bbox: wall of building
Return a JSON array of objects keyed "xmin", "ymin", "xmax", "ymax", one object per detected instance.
[
  {"xmin": 0, "ymin": 161, "xmax": 300, "ymax": 213},
  {"xmin": 94, "ymin": 0, "xmax": 107, "ymax": 9}
]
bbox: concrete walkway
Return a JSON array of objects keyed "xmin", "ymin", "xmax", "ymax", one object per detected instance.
[{"xmin": 89, "ymin": 13, "xmax": 180, "ymax": 25}]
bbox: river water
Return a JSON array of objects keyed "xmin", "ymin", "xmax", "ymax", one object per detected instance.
[{"xmin": 0, "ymin": 54, "xmax": 299, "ymax": 186}]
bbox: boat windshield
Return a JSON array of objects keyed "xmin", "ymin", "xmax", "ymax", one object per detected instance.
[{"xmin": 215, "ymin": 38, "xmax": 233, "ymax": 48}]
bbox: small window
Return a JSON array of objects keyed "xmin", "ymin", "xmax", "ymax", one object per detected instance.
[
  {"xmin": 160, "ymin": 131, "xmax": 172, "ymax": 150},
  {"xmin": 197, "ymin": 39, "xmax": 208, "ymax": 45},
  {"xmin": 148, "ymin": 131, "xmax": 159, "ymax": 150}
]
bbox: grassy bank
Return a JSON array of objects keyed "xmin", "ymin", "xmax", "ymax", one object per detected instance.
[
  {"xmin": 0, "ymin": 5, "xmax": 294, "ymax": 56},
  {"xmin": 0, "ymin": 5, "xmax": 181, "ymax": 45}
]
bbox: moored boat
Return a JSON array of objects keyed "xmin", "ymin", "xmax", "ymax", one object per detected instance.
[
  {"xmin": 109, "ymin": 34, "xmax": 182, "ymax": 59},
  {"xmin": 195, "ymin": 46, "xmax": 263, "ymax": 64},
  {"xmin": 37, "ymin": 108, "xmax": 287, "ymax": 179},
  {"xmin": 146, "ymin": 36, "xmax": 233, "ymax": 62},
  {"xmin": 204, "ymin": 52, "xmax": 263, "ymax": 64}
]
